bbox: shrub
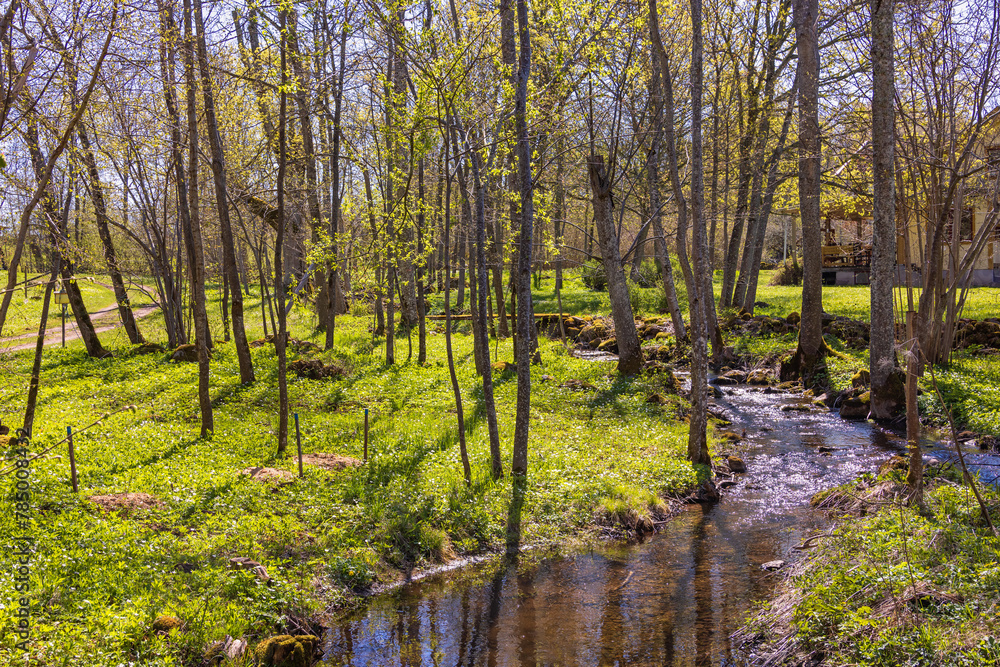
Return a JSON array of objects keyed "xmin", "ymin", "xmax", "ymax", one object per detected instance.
[
  {"xmin": 630, "ymin": 259, "xmax": 661, "ymax": 287},
  {"xmin": 768, "ymin": 258, "xmax": 803, "ymax": 286},
  {"xmin": 581, "ymin": 259, "xmax": 608, "ymax": 291}
]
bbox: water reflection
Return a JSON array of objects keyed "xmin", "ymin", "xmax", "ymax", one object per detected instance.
[{"xmin": 324, "ymin": 386, "xmax": 939, "ymax": 666}]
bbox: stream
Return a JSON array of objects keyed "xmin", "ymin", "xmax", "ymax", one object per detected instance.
[{"xmin": 321, "ymin": 379, "xmax": 999, "ymax": 666}]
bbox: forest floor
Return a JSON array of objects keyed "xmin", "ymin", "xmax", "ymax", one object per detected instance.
[{"xmin": 2, "ymin": 269, "xmax": 999, "ymax": 665}]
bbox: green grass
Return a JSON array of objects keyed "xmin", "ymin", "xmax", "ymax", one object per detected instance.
[
  {"xmin": 738, "ymin": 269, "xmax": 1000, "ymax": 322},
  {"xmin": 0, "ymin": 287, "xmax": 704, "ymax": 665}
]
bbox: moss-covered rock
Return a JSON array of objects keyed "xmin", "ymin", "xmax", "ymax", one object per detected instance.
[
  {"xmin": 877, "ymin": 455, "xmax": 908, "ymax": 476},
  {"xmin": 169, "ymin": 344, "xmax": 200, "ymax": 363},
  {"xmin": 151, "ymin": 615, "xmax": 182, "ymax": 633},
  {"xmin": 840, "ymin": 396, "xmax": 871, "ymax": 420},
  {"xmin": 646, "ymin": 393, "xmax": 668, "ymax": 405},
  {"xmin": 746, "ymin": 369, "xmax": 775, "ymax": 385},
  {"xmin": 491, "ymin": 361, "xmax": 515, "ymax": 374},
  {"xmin": 851, "ymin": 369, "xmax": 871, "ymax": 388},
  {"xmin": 255, "ymin": 634, "xmax": 319, "ymax": 667},
  {"xmin": 578, "ymin": 321, "xmax": 609, "ymax": 345}
]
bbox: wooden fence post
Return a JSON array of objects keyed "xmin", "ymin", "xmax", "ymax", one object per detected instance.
[
  {"xmin": 68, "ymin": 425, "xmax": 78, "ymax": 493},
  {"xmin": 294, "ymin": 413, "xmax": 303, "ymax": 478}
]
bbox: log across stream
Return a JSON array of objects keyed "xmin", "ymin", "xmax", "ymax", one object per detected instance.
[{"xmin": 320, "ymin": 376, "xmax": 998, "ymax": 666}]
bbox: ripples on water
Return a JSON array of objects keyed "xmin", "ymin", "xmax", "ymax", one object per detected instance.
[{"xmin": 323, "ymin": 384, "xmax": 990, "ymax": 666}]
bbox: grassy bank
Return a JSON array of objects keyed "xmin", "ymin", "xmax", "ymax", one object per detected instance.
[
  {"xmin": 0, "ymin": 280, "xmax": 704, "ymax": 665},
  {"xmin": 741, "ymin": 468, "xmax": 1000, "ymax": 666}
]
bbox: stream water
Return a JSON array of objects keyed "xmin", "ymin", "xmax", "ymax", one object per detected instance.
[{"xmin": 321, "ymin": 380, "xmax": 998, "ymax": 666}]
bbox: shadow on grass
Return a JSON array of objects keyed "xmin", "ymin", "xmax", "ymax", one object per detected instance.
[
  {"xmin": 179, "ymin": 479, "xmax": 235, "ymax": 521},
  {"xmin": 104, "ymin": 436, "xmax": 202, "ymax": 477},
  {"xmin": 585, "ymin": 374, "xmax": 638, "ymax": 416}
]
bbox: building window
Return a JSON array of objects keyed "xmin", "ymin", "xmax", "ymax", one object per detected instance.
[
  {"xmin": 988, "ymin": 145, "xmax": 1000, "ymax": 172},
  {"xmin": 942, "ymin": 208, "xmax": 974, "ymax": 242}
]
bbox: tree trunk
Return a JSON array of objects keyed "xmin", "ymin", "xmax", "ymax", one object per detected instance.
[
  {"xmin": 23, "ymin": 267, "xmax": 58, "ymax": 436},
  {"xmin": 183, "ymin": 0, "xmax": 213, "ymax": 437},
  {"xmin": 869, "ymin": 0, "xmax": 901, "ymax": 419},
  {"xmin": 417, "ymin": 158, "xmax": 428, "ymax": 365},
  {"xmin": 442, "ymin": 133, "xmax": 472, "ymax": 486},
  {"xmin": 901, "ymin": 312, "xmax": 923, "ymax": 507},
  {"xmin": 687, "ymin": 0, "xmax": 711, "ymax": 466},
  {"xmin": 194, "ymin": 0, "xmax": 253, "ymax": 383},
  {"xmin": 643, "ymin": 14, "xmax": 687, "ymax": 344},
  {"xmin": 455, "ymin": 116, "xmax": 504, "ymax": 481},
  {"xmin": 588, "ymin": 155, "xmax": 643, "ymax": 376},
  {"xmin": 324, "ymin": 14, "xmax": 349, "ymax": 350},
  {"xmin": 23, "ymin": 113, "xmax": 107, "ymax": 359},
  {"xmin": 76, "ymin": 124, "xmax": 144, "ymax": 345},
  {"xmin": 792, "ymin": 0, "xmax": 825, "ymax": 381},
  {"xmin": 362, "ymin": 169, "xmax": 385, "ymax": 335},
  {"xmin": 275, "ymin": 7, "xmax": 290, "ymax": 456},
  {"xmin": 507, "ymin": 0, "xmax": 532, "ymax": 562}
]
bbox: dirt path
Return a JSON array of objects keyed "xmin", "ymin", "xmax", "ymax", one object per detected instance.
[{"xmin": 1, "ymin": 302, "xmax": 160, "ymax": 353}]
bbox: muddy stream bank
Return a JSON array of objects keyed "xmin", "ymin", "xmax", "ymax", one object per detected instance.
[{"xmin": 319, "ymin": 375, "xmax": 996, "ymax": 666}]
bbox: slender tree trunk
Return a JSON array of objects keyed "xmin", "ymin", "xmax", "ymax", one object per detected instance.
[
  {"xmin": 285, "ymin": 12, "xmax": 329, "ymax": 329},
  {"xmin": 363, "ymin": 170, "xmax": 385, "ymax": 335},
  {"xmin": 77, "ymin": 124, "xmax": 144, "ymax": 344},
  {"xmin": 183, "ymin": 0, "xmax": 213, "ymax": 436},
  {"xmin": 554, "ymin": 137, "xmax": 566, "ymax": 294},
  {"xmin": 905, "ymin": 310, "xmax": 922, "ymax": 503},
  {"xmin": 870, "ymin": 0, "xmax": 900, "ymax": 419},
  {"xmin": 455, "ymin": 116, "xmax": 504, "ymax": 481},
  {"xmin": 442, "ymin": 133, "xmax": 472, "ymax": 485},
  {"xmin": 325, "ymin": 14, "xmax": 348, "ymax": 350},
  {"xmin": 456, "ymin": 159, "xmax": 488, "ymax": 373},
  {"xmin": 23, "ymin": 114, "xmax": 107, "ymax": 359},
  {"xmin": 275, "ymin": 8, "xmax": 290, "ymax": 456},
  {"xmin": 643, "ymin": 15, "xmax": 687, "ymax": 343},
  {"xmin": 588, "ymin": 155, "xmax": 643, "ymax": 375},
  {"xmin": 194, "ymin": 0, "xmax": 253, "ymax": 383},
  {"xmin": 417, "ymin": 158, "xmax": 428, "ymax": 365},
  {"xmin": 709, "ymin": 79, "xmax": 721, "ymax": 272},
  {"xmin": 23, "ymin": 267, "xmax": 58, "ymax": 436},
  {"xmin": 158, "ymin": 0, "xmax": 193, "ymax": 350},
  {"xmin": 456, "ymin": 225, "xmax": 466, "ymax": 310}
]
